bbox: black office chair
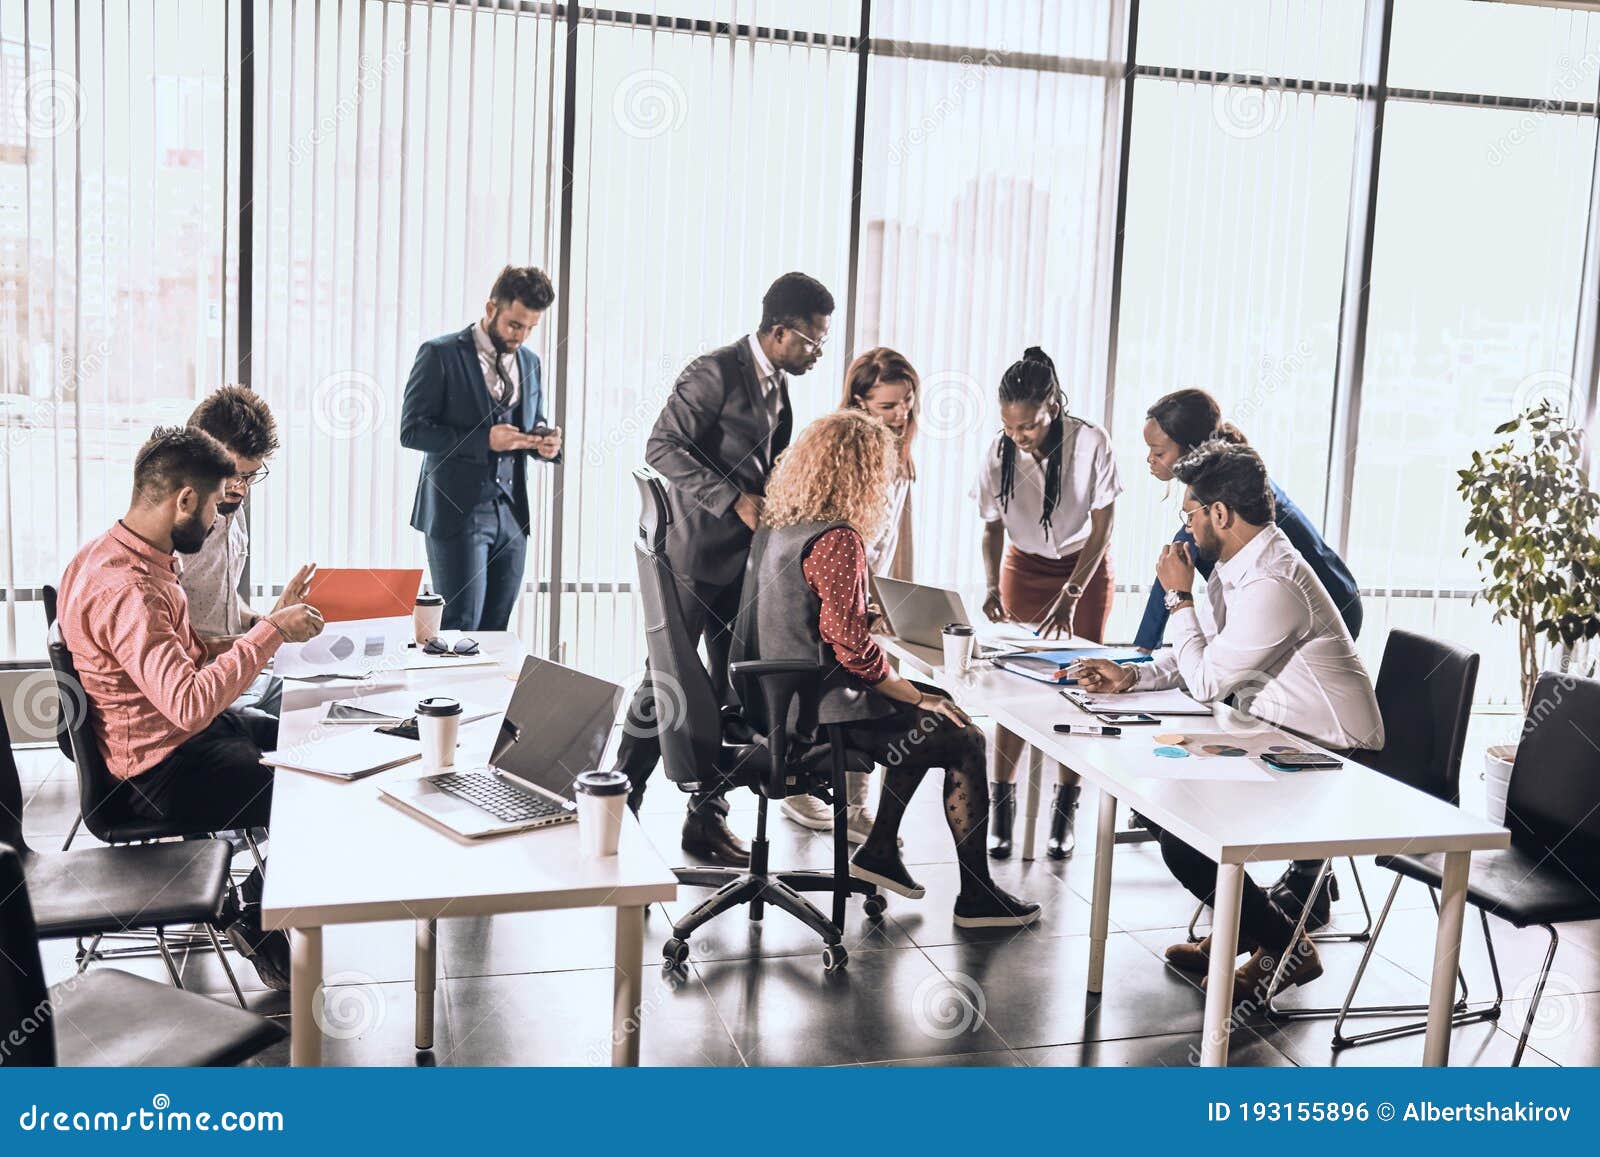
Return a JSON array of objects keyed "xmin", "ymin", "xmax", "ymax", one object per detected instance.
[
  {"xmin": 632, "ymin": 468, "xmax": 881, "ymax": 972},
  {"xmin": 0, "ymin": 844, "xmax": 283, "ymax": 1067},
  {"xmin": 1327, "ymin": 669, "xmax": 1600, "ymax": 1064},
  {"xmin": 1258, "ymin": 630, "xmax": 1487, "ymax": 1024},
  {"xmin": 0, "ymin": 697, "xmax": 245, "ymax": 1003}
]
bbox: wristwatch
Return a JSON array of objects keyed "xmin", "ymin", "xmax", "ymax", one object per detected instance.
[
  {"xmin": 1065, "ymin": 581, "xmax": 1085, "ymax": 599},
  {"xmin": 1163, "ymin": 589, "xmax": 1194, "ymax": 611}
]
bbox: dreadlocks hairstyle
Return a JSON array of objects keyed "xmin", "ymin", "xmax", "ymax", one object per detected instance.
[{"xmin": 996, "ymin": 346, "xmax": 1069, "ymax": 531}]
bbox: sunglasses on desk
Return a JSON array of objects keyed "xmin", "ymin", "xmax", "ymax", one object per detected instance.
[{"xmin": 421, "ymin": 636, "xmax": 480, "ymax": 656}]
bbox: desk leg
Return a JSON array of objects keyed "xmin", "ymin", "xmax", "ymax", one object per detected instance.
[
  {"xmin": 612, "ymin": 905, "xmax": 645, "ymax": 1067},
  {"xmin": 1424, "ymin": 850, "xmax": 1471, "ymax": 1067},
  {"xmin": 1020, "ymin": 746, "xmax": 1044, "ymax": 862},
  {"xmin": 415, "ymin": 918, "xmax": 437, "ymax": 1051},
  {"xmin": 1200, "ymin": 865, "xmax": 1244, "ymax": 1067},
  {"xmin": 1086, "ymin": 790, "xmax": 1118, "ymax": 993},
  {"xmin": 289, "ymin": 927, "xmax": 323, "ymax": 1067}
]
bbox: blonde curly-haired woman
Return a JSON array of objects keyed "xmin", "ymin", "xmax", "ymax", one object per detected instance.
[{"xmin": 735, "ymin": 409, "xmax": 1039, "ymax": 927}]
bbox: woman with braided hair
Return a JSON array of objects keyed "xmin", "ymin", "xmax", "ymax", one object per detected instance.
[{"xmin": 972, "ymin": 347, "xmax": 1122, "ymax": 860}]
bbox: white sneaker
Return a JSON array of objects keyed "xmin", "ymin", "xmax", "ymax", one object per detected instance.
[
  {"xmin": 846, "ymin": 805, "xmax": 903, "ymax": 847},
  {"xmin": 781, "ymin": 793, "xmax": 835, "ymax": 831}
]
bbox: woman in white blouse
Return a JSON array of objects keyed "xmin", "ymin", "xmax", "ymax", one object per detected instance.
[
  {"xmin": 781, "ymin": 346, "xmax": 920, "ymax": 840},
  {"xmin": 973, "ymin": 347, "xmax": 1122, "ymax": 860}
]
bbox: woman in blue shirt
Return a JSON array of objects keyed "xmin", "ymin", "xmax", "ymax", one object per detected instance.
[
  {"xmin": 1136, "ymin": 389, "xmax": 1362, "ymax": 650},
  {"xmin": 1136, "ymin": 389, "xmax": 1363, "ymax": 929}
]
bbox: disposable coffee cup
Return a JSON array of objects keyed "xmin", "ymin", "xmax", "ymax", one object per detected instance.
[
  {"xmin": 941, "ymin": 623, "xmax": 977, "ymax": 674},
  {"xmin": 414, "ymin": 592, "xmax": 445, "ymax": 646},
  {"xmin": 574, "ymin": 769, "xmax": 630, "ymax": 857},
  {"xmin": 415, "ymin": 696, "xmax": 462, "ymax": 772}
]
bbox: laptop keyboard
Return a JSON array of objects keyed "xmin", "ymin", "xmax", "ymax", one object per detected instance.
[{"xmin": 431, "ymin": 772, "xmax": 566, "ymax": 823}]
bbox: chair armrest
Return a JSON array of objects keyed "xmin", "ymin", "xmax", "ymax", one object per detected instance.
[{"xmin": 727, "ymin": 660, "xmax": 824, "ymax": 797}]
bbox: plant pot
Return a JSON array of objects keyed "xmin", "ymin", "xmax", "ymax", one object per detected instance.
[{"xmin": 1484, "ymin": 743, "xmax": 1517, "ymax": 825}]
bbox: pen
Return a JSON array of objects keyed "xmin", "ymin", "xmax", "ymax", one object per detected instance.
[{"xmin": 1053, "ymin": 723, "xmax": 1122, "ymax": 737}]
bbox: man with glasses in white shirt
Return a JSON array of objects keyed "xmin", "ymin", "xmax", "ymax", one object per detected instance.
[
  {"xmin": 183, "ymin": 386, "xmax": 315, "ymax": 719},
  {"xmin": 1072, "ymin": 439, "xmax": 1383, "ymax": 1003}
]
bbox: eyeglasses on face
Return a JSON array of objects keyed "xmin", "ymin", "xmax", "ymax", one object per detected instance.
[
  {"xmin": 233, "ymin": 465, "xmax": 270, "ymax": 486},
  {"xmin": 785, "ymin": 324, "xmax": 827, "ymax": 355}
]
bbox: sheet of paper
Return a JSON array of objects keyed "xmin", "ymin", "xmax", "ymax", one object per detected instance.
[
  {"xmin": 274, "ymin": 615, "xmax": 411, "ymax": 679},
  {"xmin": 1066, "ymin": 687, "xmax": 1213, "ymax": 716}
]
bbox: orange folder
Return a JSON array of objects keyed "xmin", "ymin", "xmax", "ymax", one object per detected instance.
[{"xmin": 303, "ymin": 568, "xmax": 423, "ymax": 623}]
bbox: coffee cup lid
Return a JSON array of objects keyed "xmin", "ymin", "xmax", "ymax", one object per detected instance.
[
  {"xmin": 415, "ymin": 593, "xmax": 444, "ymax": 606},
  {"xmin": 415, "ymin": 696, "xmax": 462, "ymax": 717},
  {"xmin": 942, "ymin": 623, "xmax": 975, "ymax": 636},
  {"xmin": 575, "ymin": 769, "xmax": 630, "ymax": 797}
]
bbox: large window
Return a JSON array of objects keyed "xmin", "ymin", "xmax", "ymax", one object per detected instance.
[
  {"xmin": 856, "ymin": 0, "xmax": 1125, "ymax": 594},
  {"xmin": 1112, "ymin": 75, "xmax": 1356, "ymax": 638},
  {"xmin": 0, "ymin": 0, "xmax": 235, "ymax": 659},
  {"xmin": 7, "ymin": 0, "xmax": 1600, "ymax": 716}
]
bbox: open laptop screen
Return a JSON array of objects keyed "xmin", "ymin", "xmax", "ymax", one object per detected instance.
[{"xmin": 490, "ymin": 656, "xmax": 624, "ymax": 802}]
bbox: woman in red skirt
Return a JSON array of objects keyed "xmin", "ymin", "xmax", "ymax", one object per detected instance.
[{"xmin": 973, "ymin": 347, "xmax": 1122, "ymax": 859}]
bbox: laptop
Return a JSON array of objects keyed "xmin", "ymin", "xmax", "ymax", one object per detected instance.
[
  {"xmin": 379, "ymin": 656, "xmax": 624, "ymax": 839},
  {"xmin": 871, "ymin": 576, "xmax": 1059, "ymax": 657}
]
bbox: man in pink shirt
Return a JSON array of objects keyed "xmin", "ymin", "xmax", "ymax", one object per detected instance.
[{"xmin": 58, "ymin": 426, "xmax": 324, "ymax": 989}]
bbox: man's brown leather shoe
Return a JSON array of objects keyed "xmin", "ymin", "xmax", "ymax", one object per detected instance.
[
  {"xmin": 1164, "ymin": 933, "xmax": 1259, "ymax": 975},
  {"xmin": 1209, "ymin": 937, "xmax": 1324, "ymax": 1005},
  {"xmin": 681, "ymin": 809, "xmax": 751, "ymax": 867}
]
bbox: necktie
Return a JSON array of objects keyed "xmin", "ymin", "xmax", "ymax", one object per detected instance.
[{"xmin": 492, "ymin": 356, "xmax": 515, "ymax": 406}]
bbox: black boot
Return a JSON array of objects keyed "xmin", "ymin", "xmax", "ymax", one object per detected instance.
[
  {"xmin": 1047, "ymin": 784, "xmax": 1081, "ymax": 860},
  {"xmin": 1268, "ymin": 861, "xmax": 1339, "ymax": 931},
  {"xmin": 988, "ymin": 782, "xmax": 1015, "ymax": 860}
]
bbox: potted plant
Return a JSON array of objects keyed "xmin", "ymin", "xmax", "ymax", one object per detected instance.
[{"xmin": 1458, "ymin": 400, "xmax": 1600, "ymax": 821}]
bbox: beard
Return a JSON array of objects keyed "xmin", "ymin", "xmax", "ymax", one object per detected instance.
[
  {"xmin": 216, "ymin": 499, "xmax": 242, "ymax": 516},
  {"xmin": 171, "ymin": 512, "xmax": 215, "ymax": 555},
  {"xmin": 1190, "ymin": 531, "xmax": 1222, "ymax": 564}
]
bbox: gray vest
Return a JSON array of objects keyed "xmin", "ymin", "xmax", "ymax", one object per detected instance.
[
  {"xmin": 487, "ymin": 393, "xmax": 517, "ymax": 503},
  {"xmin": 737, "ymin": 520, "xmax": 895, "ymax": 727}
]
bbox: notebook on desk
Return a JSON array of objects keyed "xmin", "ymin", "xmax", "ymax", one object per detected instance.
[{"xmin": 260, "ymin": 731, "xmax": 422, "ymax": 781}]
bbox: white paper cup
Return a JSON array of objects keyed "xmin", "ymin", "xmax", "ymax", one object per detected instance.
[
  {"xmin": 415, "ymin": 696, "xmax": 461, "ymax": 772},
  {"xmin": 413, "ymin": 595, "xmax": 445, "ymax": 645},
  {"xmin": 575, "ymin": 769, "xmax": 630, "ymax": 856},
  {"xmin": 941, "ymin": 623, "xmax": 977, "ymax": 674}
]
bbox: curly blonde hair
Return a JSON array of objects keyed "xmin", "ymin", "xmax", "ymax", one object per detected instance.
[{"xmin": 763, "ymin": 409, "xmax": 898, "ymax": 543}]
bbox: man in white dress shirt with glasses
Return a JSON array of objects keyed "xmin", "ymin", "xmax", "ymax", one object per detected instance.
[{"xmin": 1072, "ymin": 439, "xmax": 1383, "ymax": 1004}]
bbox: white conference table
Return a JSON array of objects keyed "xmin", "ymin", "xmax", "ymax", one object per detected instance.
[
  {"xmin": 878, "ymin": 634, "xmax": 1509, "ymax": 1067},
  {"xmin": 261, "ymin": 631, "xmax": 677, "ymax": 1066}
]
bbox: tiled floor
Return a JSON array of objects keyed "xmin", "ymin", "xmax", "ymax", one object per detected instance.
[{"xmin": 16, "ymin": 731, "xmax": 1595, "ymax": 1068}]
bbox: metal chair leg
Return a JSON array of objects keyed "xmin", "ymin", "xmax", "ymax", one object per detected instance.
[
  {"xmin": 1186, "ymin": 897, "xmax": 1205, "ymax": 944},
  {"xmin": 205, "ymin": 922, "xmax": 249, "ymax": 1008},
  {"xmin": 61, "ymin": 813, "xmax": 82, "ymax": 851},
  {"xmin": 155, "ymin": 929, "xmax": 185, "ymax": 988},
  {"xmin": 243, "ymin": 831, "xmax": 266, "ymax": 873},
  {"xmin": 1511, "ymin": 926, "xmax": 1559, "ymax": 1067}
]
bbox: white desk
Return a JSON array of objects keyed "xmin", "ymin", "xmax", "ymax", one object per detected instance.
[
  {"xmin": 261, "ymin": 632, "xmax": 677, "ymax": 1066},
  {"xmin": 878, "ymin": 635, "xmax": 1509, "ymax": 1067}
]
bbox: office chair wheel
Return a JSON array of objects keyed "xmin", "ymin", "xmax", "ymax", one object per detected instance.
[
  {"xmin": 662, "ymin": 937, "xmax": 690, "ymax": 968},
  {"xmin": 862, "ymin": 893, "xmax": 887, "ymax": 920},
  {"xmin": 822, "ymin": 943, "xmax": 848, "ymax": 973}
]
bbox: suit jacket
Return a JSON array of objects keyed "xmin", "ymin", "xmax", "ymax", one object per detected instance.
[
  {"xmin": 400, "ymin": 325, "xmax": 558, "ymax": 539},
  {"xmin": 646, "ymin": 338, "xmax": 792, "ymax": 587}
]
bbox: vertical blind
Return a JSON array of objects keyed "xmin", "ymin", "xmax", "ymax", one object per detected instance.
[
  {"xmin": 857, "ymin": 0, "xmax": 1128, "ymax": 597},
  {"xmin": 0, "ymin": 0, "xmax": 236, "ymax": 660},
  {"xmin": 5, "ymin": 0, "xmax": 1600, "ymax": 710},
  {"xmin": 248, "ymin": 0, "xmax": 563, "ymax": 651}
]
